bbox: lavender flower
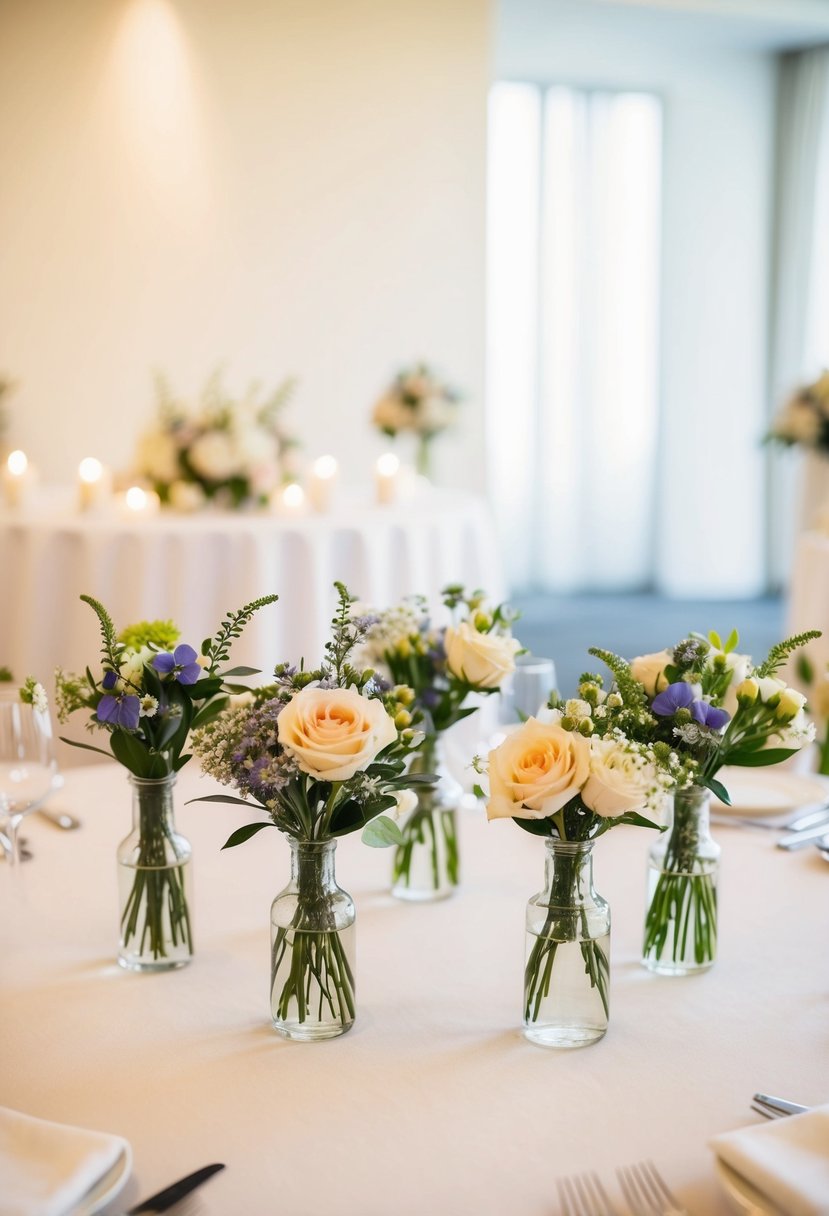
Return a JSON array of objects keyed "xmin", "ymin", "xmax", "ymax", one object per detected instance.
[
  {"xmin": 153, "ymin": 644, "xmax": 202, "ymax": 685},
  {"xmin": 651, "ymin": 682, "xmax": 695, "ymax": 715},
  {"xmin": 690, "ymin": 701, "xmax": 730, "ymax": 731},
  {"xmin": 97, "ymin": 693, "xmax": 140, "ymax": 730}
]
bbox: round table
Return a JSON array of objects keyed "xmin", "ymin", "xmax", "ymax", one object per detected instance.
[
  {"xmin": 0, "ymin": 489, "xmax": 503, "ymax": 740},
  {"xmin": 2, "ymin": 761, "xmax": 825, "ymax": 1215}
]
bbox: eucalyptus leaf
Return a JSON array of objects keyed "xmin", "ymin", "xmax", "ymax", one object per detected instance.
[{"xmin": 362, "ymin": 815, "xmax": 405, "ymax": 847}]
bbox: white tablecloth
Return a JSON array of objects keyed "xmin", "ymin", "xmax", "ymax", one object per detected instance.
[
  {"xmin": 2, "ymin": 762, "xmax": 826, "ymax": 1215},
  {"xmin": 0, "ymin": 490, "xmax": 502, "ymax": 754}
]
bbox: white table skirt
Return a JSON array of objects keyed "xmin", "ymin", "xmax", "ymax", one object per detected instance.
[
  {"xmin": 0, "ymin": 490, "xmax": 502, "ymax": 759},
  {"xmin": 2, "ymin": 762, "xmax": 825, "ymax": 1215}
]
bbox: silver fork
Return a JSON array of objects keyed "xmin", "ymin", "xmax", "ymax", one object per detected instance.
[
  {"xmin": 557, "ymin": 1171, "xmax": 622, "ymax": 1216},
  {"xmin": 616, "ymin": 1160, "xmax": 688, "ymax": 1216}
]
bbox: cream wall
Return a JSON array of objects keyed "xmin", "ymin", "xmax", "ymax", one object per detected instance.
[{"xmin": 0, "ymin": 0, "xmax": 489, "ymax": 489}]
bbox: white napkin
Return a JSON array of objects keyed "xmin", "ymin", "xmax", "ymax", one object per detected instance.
[
  {"xmin": 710, "ymin": 1105, "xmax": 829, "ymax": 1216},
  {"xmin": 0, "ymin": 1106, "xmax": 131, "ymax": 1216}
]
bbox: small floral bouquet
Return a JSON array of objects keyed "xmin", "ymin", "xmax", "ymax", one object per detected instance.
[
  {"xmin": 133, "ymin": 369, "xmax": 298, "ymax": 510},
  {"xmin": 191, "ymin": 583, "xmax": 430, "ymax": 1039},
  {"xmin": 480, "ymin": 675, "xmax": 677, "ymax": 1046},
  {"xmin": 356, "ymin": 585, "xmax": 521, "ymax": 899},
  {"xmin": 766, "ymin": 370, "xmax": 829, "ymax": 453},
  {"xmin": 371, "ymin": 362, "xmax": 460, "ymax": 476},
  {"xmin": 56, "ymin": 594, "xmax": 277, "ymax": 970},
  {"xmin": 594, "ymin": 628, "xmax": 819, "ymax": 976}
]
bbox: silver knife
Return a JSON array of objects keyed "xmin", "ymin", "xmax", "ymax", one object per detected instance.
[
  {"xmin": 777, "ymin": 822, "xmax": 829, "ymax": 849},
  {"xmin": 753, "ymin": 1092, "xmax": 810, "ymax": 1116},
  {"xmin": 126, "ymin": 1163, "xmax": 225, "ymax": 1213}
]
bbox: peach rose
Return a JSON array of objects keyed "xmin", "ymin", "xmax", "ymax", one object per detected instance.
[
  {"xmin": 486, "ymin": 718, "xmax": 590, "ymax": 821},
  {"xmin": 444, "ymin": 621, "xmax": 520, "ymax": 689},
  {"xmin": 277, "ymin": 686, "xmax": 397, "ymax": 782}
]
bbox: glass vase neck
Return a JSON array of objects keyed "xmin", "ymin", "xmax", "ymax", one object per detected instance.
[
  {"xmin": 289, "ymin": 838, "xmax": 338, "ymax": 890},
  {"xmin": 672, "ymin": 784, "xmax": 712, "ymax": 832},
  {"xmin": 128, "ymin": 773, "xmax": 177, "ymax": 831},
  {"xmin": 542, "ymin": 837, "xmax": 596, "ymax": 902}
]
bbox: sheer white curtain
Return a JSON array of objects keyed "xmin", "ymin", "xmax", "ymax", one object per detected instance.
[
  {"xmin": 767, "ymin": 48, "xmax": 829, "ymax": 582},
  {"xmin": 487, "ymin": 82, "xmax": 662, "ymax": 592}
]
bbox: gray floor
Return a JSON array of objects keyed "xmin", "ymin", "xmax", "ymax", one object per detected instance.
[{"xmin": 511, "ymin": 592, "xmax": 784, "ymax": 696}]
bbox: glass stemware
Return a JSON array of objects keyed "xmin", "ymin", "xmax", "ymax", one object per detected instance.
[
  {"xmin": 0, "ymin": 688, "xmax": 62, "ymax": 867},
  {"xmin": 504, "ymin": 654, "xmax": 558, "ymax": 722}
]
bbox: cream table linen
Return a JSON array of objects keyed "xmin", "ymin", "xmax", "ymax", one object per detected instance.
[
  {"xmin": 1, "ymin": 762, "xmax": 827, "ymax": 1216},
  {"xmin": 0, "ymin": 489, "xmax": 502, "ymax": 701}
]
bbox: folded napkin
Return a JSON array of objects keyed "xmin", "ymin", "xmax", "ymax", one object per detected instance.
[
  {"xmin": 0, "ymin": 1106, "xmax": 131, "ymax": 1216},
  {"xmin": 710, "ymin": 1105, "xmax": 829, "ymax": 1216}
]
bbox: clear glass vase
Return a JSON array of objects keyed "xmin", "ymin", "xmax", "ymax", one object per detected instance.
[
  {"xmin": 524, "ymin": 839, "xmax": 610, "ymax": 1048},
  {"xmin": 642, "ymin": 783, "xmax": 720, "ymax": 975},
  {"xmin": 270, "ymin": 839, "xmax": 356, "ymax": 1041},
  {"xmin": 117, "ymin": 774, "xmax": 193, "ymax": 972},
  {"xmin": 391, "ymin": 737, "xmax": 461, "ymax": 902}
]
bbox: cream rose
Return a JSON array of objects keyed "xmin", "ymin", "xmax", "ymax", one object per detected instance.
[
  {"xmin": 486, "ymin": 718, "xmax": 589, "ymax": 821},
  {"xmin": 277, "ymin": 686, "xmax": 397, "ymax": 781},
  {"xmin": 630, "ymin": 649, "xmax": 672, "ymax": 696},
  {"xmin": 581, "ymin": 738, "xmax": 659, "ymax": 817},
  {"xmin": 445, "ymin": 621, "xmax": 520, "ymax": 689}
]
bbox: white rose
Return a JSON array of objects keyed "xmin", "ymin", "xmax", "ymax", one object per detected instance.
[
  {"xmin": 188, "ymin": 431, "xmax": 240, "ymax": 481},
  {"xmin": 486, "ymin": 718, "xmax": 590, "ymax": 821},
  {"xmin": 444, "ymin": 621, "xmax": 520, "ymax": 690},
  {"xmin": 775, "ymin": 708, "xmax": 815, "ymax": 750},
  {"xmin": 392, "ymin": 788, "xmax": 419, "ymax": 820},
  {"xmin": 136, "ymin": 429, "xmax": 180, "ymax": 485},
  {"xmin": 630, "ymin": 649, "xmax": 673, "ymax": 696},
  {"xmin": 581, "ymin": 737, "xmax": 658, "ymax": 817},
  {"xmin": 277, "ymin": 686, "xmax": 397, "ymax": 781},
  {"xmin": 168, "ymin": 480, "xmax": 207, "ymax": 512}
]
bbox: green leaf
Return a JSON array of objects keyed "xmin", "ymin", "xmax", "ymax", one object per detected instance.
[
  {"xmin": 218, "ymin": 666, "xmax": 261, "ymax": 678},
  {"xmin": 187, "ymin": 793, "xmax": 258, "ymax": 807},
  {"xmin": 222, "ymin": 821, "xmax": 276, "ymax": 849},
  {"xmin": 709, "ymin": 630, "xmax": 723, "ymax": 650},
  {"xmin": 797, "ymin": 653, "xmax": 814, "ymax": 684},
  {"xmin": 705, "ymin": 776, "xmax": 731, "ymax": 805},
  {"xmin": 723, "ymin": 747, "xmax": 799, "ymax": 768},
  {"xmin": 513, "ymin": 816, "xmax": 555, "ymax": 837},
  {"xmin": 59, "ymin": 736, "xmax": 113, "ymax": 759},
  {"xmin": 725, "ymin": 628, "xmax": 739, "ymax": 654},
  {"xmin": 361, "ymin": 815, "xmax": 405, "ymax": 847},
  {"xmin": 110, "ymin": 730, "xmax": 155, "ymax": 777},
  {"xmin": 472, "ymin": 783, "xmax": 485, "ymax": 800}
]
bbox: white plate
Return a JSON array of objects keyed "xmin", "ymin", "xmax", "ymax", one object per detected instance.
[
  {"xmin": 74, "ymin": 1144, "xmax": 132, "ymax": 1215},
  {"xmin": 712, "ymin": 768, "xmax": 829, "ymax": 818},
  {"xmin": 715, "ymin": 1158, "xmax": 782, "ymax": 1215}
]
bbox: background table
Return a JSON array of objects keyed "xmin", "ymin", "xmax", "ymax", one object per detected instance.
[
  {"xmin": 0, "ymin": 490, "xmax": 502, "ymax": 763},
  {"xmin": 2, "ymin": 762, "xmax": 826, "ymax": 1215}
]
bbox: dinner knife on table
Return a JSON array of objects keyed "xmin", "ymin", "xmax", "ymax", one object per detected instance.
[{"xmin": 126, "ymin": 1163, "xmax": 225, "ymax": 1213}]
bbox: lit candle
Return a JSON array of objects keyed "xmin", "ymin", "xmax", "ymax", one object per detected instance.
[
  {"xmin": 77, "ymin": 457, "xmax": 112, "ymax": 513},
  {"xmin": 121, "ymin": 485, "xmax": 161, "ymax": 517},
  {"xmin": 308, "ymin": 455, "xmax": 338, "ymax": 513},
  {"xmin": 375, "ymin": 452, "xmax": 400, "ymax": 505},
  {"xmin": 3, "ymin": 450, "xmax": 34, "ymax": 509},
  {"xmin": 272, "ymin": 482, "xmax": 306, "ymax": 516}
]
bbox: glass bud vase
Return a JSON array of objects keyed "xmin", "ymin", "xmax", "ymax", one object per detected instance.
[
  {"xmin": 523, "ymin": 839, "xmax": 610, "ymax": 1048},
  {"xmin": 270, "ymin": 839, "xmax": 356, "ymax": 1041},
  {"xmin": 642, "ymin": 783, "xmax": 720, "ymax": 975},
  {"xmin": 391, "ymin": 736, "xmax": 462, "ymax": 902},
  {"xmin": 117, "ymin": 774, "xmax": 193, "ymax": 972}
]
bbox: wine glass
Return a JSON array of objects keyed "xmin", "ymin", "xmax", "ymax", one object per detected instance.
[
  {"xmin": 0, "ymin": 688, "xmax": 62, "ymax": 867},
  {"xmin": 503, "ymin": 654, "xmax": 558, "ymax": 723}
]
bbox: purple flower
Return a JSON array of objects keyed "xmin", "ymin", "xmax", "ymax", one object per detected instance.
[
  {"xmin": 152, "ymin": 644, "xmax": 202, "ymax": 685},
  {"xmin": 102, "ymin": 670, "xmax": 118, "ymax": 690},
  {"xmin": 97, "ymin": 693, "xmax": 140, "ymax": 730},
  {"xmin": 690, "ymin": 701, "xmax": 730, "ymax": 731},
  {"xmin": 651, "ymin": 682, "xmax": 695, "ymax": 716}
]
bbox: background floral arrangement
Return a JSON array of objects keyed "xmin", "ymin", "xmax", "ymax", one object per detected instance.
[
  {"xmin": 371, "ymin": 362, "xmax": 460, "ymax": 475},
  {"xmin": 133, "ymin": 369, "xmax": 298, "ymax": 510},
  {"xmin": 766, "ymin": 369, "xmax": 829, "ymax": 453},
  {"xmin": 355, "ymin": 585, "xmax": 521, "ymax": 893}
]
